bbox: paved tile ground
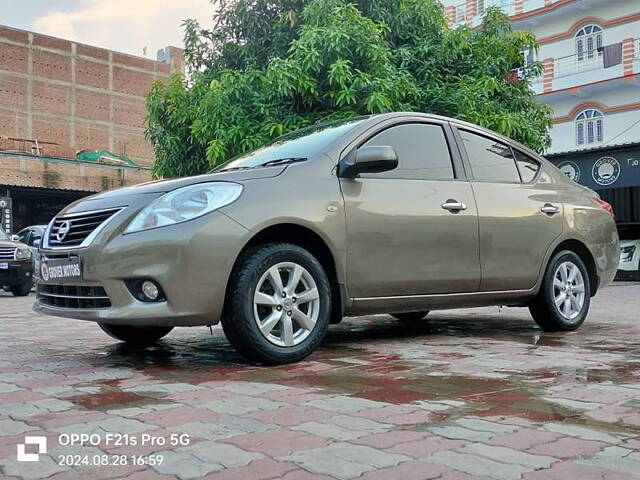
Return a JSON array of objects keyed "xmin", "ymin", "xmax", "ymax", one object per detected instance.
[{"xmin": 0, "ymin": 283, "xmax": 639, "ymax": 480}]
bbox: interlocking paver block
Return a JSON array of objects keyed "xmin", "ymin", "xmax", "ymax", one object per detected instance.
[
  {"xmin": 186, "ymin": 440, "xmax": 263, "ymax": 467},
  {"xmin": 220, "ymin": 428, "xmax": 329, "ymax": 456},
  {"xmin": 153, "ymin": 451, "xmax": 222, "ymax": 479},
  {"xmin": 201, "ymin": 395, "xmax": 285, "ymax": 415},
  {"xmin": 427, "ymin": 425, "xmax": 495, "ymax": 442},
  {"xmin": 422, "ymin": 450, "xmax": 533, "ymax": 480},
  {"xmin": 528, "ymin": 437, "xmax": 607, "ymax": 458},
  {"xmin": 459, "ymin": 443, "xmax": 556, "ymax": 469},
  {"xmin": 304, "ymin": 396, "xmax": 385, "ymax": 413},
  {"xmin": 279, "ymin": 442, "xmax": 410, "ymax": 479}
]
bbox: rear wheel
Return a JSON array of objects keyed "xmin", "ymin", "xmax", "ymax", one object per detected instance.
[
  {"xmin": 529, "ymin": 250, "xmax": 591, "ymax": 331},
  {"xmin": 222, "ymin": 243, "xmax": 331, "ymax": 364},
  {"xmin": 98, "ymin": 324, "xmax": 173, "ymax": 345},
  {"xmin": 391, "ymin": 311, "xmax": 430, "ymax": 322},
  {"xmin": 10, "ymin": 280, "xmax": 32, "ymax": 297}
]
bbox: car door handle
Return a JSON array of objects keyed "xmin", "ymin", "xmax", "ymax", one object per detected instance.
[
  {"xmin": 441, "ymin": 200, "xmax": 467, "ymax": 212},
  {"xmin": 540, "ymin": 203, "xmax": 560, "ymax": 215}
]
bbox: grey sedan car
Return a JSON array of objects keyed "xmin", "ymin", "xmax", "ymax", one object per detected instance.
[{"xmin": 34, "ymin": 113, "xmax": 619, "ymax": 364}]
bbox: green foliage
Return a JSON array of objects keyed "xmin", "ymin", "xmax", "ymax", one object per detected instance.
[{"xmin": 146, "ymin": 0, "xmax": 552, "ymax": 178}]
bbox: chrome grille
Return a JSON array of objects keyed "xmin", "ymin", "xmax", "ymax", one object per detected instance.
[
  {"xmin": 0, "ymin": 247, "xmax": 15, "ymax": 260},
  {"xmin": 37, "ymin": 284, "xmax": 111, "ymax": 309},
  {"xmin": 47, "ymin": 208, "xmax": 121, "ymax": 248}
]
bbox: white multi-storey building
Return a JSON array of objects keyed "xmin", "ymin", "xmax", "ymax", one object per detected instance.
[{"xmin": 442, "ymin": 0, "xmax": 640, "ymax": 238}]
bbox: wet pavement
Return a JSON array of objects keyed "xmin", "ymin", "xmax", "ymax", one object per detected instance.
[{"xmin": 0, "ymin": 283, "xmax": 639, "ymax": 480}]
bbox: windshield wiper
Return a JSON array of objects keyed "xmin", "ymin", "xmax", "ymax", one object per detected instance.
[
  {"xmin": 218, "ymin": 166, "xmax": 254, "ymax": 172},
  {"xmin": 259, "ymin": 157, "xmax": 307, "ymax": 167}
]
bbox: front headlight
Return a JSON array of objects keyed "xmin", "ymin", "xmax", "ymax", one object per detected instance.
[
  {"xmin": 125, "ymin": 182, "xmax": 243, "ymax": 234},
  {"xmin": 14, "ymin": 247, "xmax": 32, "ymax": 261}
]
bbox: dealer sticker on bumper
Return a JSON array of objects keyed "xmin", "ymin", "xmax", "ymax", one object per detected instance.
[{"xmin": 40, "ymin": 255, "xmax": 82, "ymax": 283}]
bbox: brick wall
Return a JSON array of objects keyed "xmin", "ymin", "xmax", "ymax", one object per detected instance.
[{"xmin": 0, "ymin": 24, "xmax": 184, "ymax": 189}]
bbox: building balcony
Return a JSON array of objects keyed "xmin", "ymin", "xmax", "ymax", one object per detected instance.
[
  {"xmin": 530, "ymin": 38, "xmax": 639, "ymax": 97},
  {"xmin": 446, "ymin": 0, "xmax": 601, "ymax": 29}
]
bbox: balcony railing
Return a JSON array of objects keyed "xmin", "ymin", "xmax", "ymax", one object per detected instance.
[
  {"xmin": 530, "ymin": 39, "xmax": 639, "ymax": 94},
  {"xmin": 450, "ymin": 0, "xmax": 564, "ymax": 26}
]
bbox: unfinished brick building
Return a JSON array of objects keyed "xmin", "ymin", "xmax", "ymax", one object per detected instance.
[{"xmin": 0, "ymin": 24, "xmax": 184, "ymax": 232}]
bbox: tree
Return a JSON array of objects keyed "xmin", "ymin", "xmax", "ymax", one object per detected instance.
[{"xmin": 146, "ymin": 0, "xmax": 552, "ymax": 178}]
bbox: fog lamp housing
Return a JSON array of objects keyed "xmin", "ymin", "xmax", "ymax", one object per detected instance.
[{"xmin": 125, "ymin": 279, "xmax": 166, "ymax": 303}]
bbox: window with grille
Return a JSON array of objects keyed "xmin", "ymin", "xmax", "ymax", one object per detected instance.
[
  {"xmin": 576, "ymin": 109, "xmax": 604, "ymax": 146},
  {"xmin": 576, "ymin": 25, "xmax": 603, "ymax": 62}
]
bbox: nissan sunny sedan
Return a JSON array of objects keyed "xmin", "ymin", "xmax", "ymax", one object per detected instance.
[{"xmin": 33, "ymin": 113, "xmax": 619, "ymax": 364}]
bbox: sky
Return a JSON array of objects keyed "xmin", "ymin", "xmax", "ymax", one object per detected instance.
[{"xmin": 0, "ymin": 0, "xmax": 213, "ymax": 59}]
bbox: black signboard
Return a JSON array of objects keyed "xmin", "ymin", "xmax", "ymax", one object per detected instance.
[
  {"xmin": 549, "ymin": 147, "xmax": 640, "ymax": 191},
  {"xmin": 0, "ymin": 197, "xmax": 12, "ymax": 234}
]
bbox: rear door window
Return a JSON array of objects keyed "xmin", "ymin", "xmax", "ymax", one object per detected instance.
[
  {"xmin": 513, "ymin": 149, "xmax": 541, "ymax": 183},
  {"xmin": 460, "ymin": 130, "xmax": 520, "ymax": 183}
]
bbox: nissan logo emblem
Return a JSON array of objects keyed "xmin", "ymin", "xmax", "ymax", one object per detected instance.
[{"xmin": 56, "ymin": 220, "xmax": 71, "ymax": 242}]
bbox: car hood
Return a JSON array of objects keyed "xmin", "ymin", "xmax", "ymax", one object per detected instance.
[
  {"xmin": 85, "ymin": 166, "xmax": 286, "ymax": 200},
  {"xmin": 59, "ymin": 166, "xmax": 286, "ymax": 215},
  {"xmin": 0, "ymin": 239, "xmax": 24, "ymax": 249}
]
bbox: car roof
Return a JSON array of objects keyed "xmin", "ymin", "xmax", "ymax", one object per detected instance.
[
  {"xmin": 368, "ymin": 112, "xmax": 545, "ymax": 161},
  {"xmin": 318, "ymin": 112, "xmax": 546, "ymax": 166}
]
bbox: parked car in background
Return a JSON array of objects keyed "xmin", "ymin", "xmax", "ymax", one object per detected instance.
[
  {"xmin": 13, "ymin": 225, "xmax": 46, "ymax": 254},
  {"xmin": 13, "ymin": 225, "xmax": 46, "ymax": 284},
  {"xmin": 619, "ymin": 240, "xmax": 640, "ymax": 272},
  {"xmin": 0, "ymin": 227, "xmax": 34, "ymax": 296},
  {"xmin": 33, "ymin": 112, "xmax": 619, "ymax": 364}
]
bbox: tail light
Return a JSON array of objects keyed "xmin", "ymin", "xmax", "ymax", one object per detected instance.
[{"xmin": 592, "ymin": 198, "xmax": 614, "ymax": 217}]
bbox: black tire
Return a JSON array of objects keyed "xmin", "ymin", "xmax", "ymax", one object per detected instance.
[
  {"xmin": 529, "ymin": 250, "xmax": 591, "ymax": 332},
  {"xmin": 391, "ymin": 311, "xmax": 430, "ymax": 322},
  {"xmin": 10, "ymin": 280, "xmax": 32, "ymax": 297},
  {"xmin": 98, "ymin": 324, "xmax": 173, "ymax": 345},
  {"xmin": 221, "ymin": 242, "xmax": 331, "ymax": 365}
]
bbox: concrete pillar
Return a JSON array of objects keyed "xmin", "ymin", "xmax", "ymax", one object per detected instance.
[
  {"xmin": 465, "ymin": 0, "xmax": 476, "ymax": 26},
  {"xmin": 543, "ymin": 58, "xmax": 554, "ymax": 93},
  {"xmin": 445, "ymin": 6, "xmax": 456, "ymax": 28},
  {"xmin": 623, "ymin": 38, "xmax": 635, "ymax": 77}
]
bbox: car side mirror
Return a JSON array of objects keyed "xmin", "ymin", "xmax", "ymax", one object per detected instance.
[
  {"xmin": 11, "ymin": 234, "xmax": 20, "ymax": 242},
  {"xmin": 338, "ymin": 146, "xmax": 398, "ymax": 178},
  {"xmin": 33, "ymin": 239, "xmax": 41, "ymax": 248}
]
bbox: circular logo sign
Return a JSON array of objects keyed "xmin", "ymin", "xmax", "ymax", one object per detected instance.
[
  {"xmin": 592, "ymin": 157, "xmax": 621, "ymax": 186},
  {"xmin": 558, "ymin": 161, "xmax": 581, "ymax": 183},
  {"xmin": 56, "ymin": 220, "xmax": 71, "ymax": 242},
  {"xmin": 0, "ymin": 200, "xmax": 6, "ymax": 208},
  {"xmin": 40, "ymin": 262, "xmax": 49, "ymax": 282}
]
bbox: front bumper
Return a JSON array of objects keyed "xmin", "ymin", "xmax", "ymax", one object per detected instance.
[
  {"xmin": 33, "ymin": 211, "xmax": 249, "ymax": 327},
  {"xmin": 0, "ymin": 261, "xmax": 32, "ymax": 287}
]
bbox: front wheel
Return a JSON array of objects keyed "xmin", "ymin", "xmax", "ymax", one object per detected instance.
[
  {"xmin": 98, "ymin": 324, "xmax": 173, "ymax": 345},
  {"xmin": 10, "ymin": 280, "xmax": 32, "ymax": 297},
  {"xmin": 391, "ymin": 311, "xmax": 430, "ymax": 322},
  {"xmin": 221, "ymin": 243, "xmax": 331, "ymax": 365},
  {"xmin": 529, "ymin": 250, "xmax": 591, "ymax": 331}
]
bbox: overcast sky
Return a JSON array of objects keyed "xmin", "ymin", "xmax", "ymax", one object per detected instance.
[{"xmin": 0, "ymin": 0, "xmax": 213, "ymax": 59}]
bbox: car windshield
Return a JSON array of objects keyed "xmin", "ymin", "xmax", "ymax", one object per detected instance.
[
  {"xmin": 0, "ymin": 228, "xmax": 8, "ymax": 241},
  {"xmin": 213, "ymin": 116, "xmax": 369, "ymax": 172}
]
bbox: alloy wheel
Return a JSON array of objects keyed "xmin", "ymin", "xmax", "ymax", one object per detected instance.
[
  {"xmin": 253, "ymin": 262, "xmax": 320, "ymax": 347},
  {"xmin": 552, "ymin": 261, "xmax": 586, "ymax": 320}
]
